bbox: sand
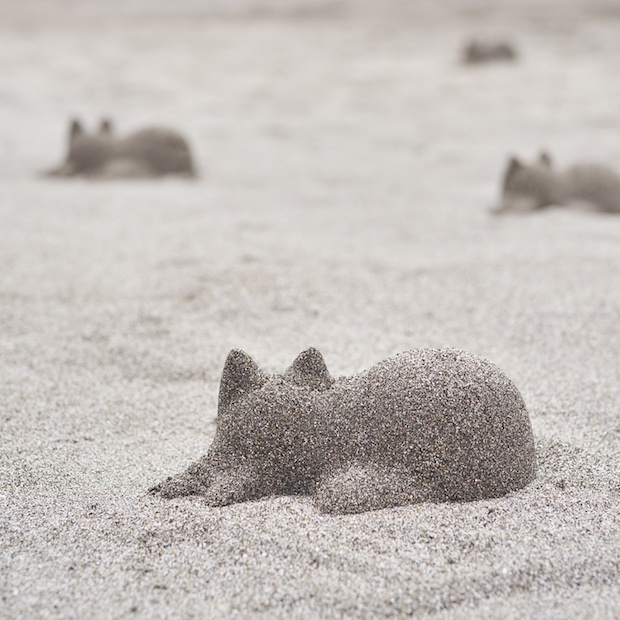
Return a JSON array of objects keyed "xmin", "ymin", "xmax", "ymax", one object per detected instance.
[{"xmin": 1, "ymin": 0, "xmax": 619, "ymax": 617}]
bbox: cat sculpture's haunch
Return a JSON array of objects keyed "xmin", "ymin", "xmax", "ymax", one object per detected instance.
[{"xmin": 151, "ymin": 348, "xmax": 537, "ymax": 514}]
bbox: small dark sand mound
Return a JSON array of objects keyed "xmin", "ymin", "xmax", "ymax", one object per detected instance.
[
  {"xmin": 152, "ymin": 348, "xmax": 537, "ymax": 514},
  {"xmin": 462, "ymin": 40, "xmax": 517, "ymax": 65}
]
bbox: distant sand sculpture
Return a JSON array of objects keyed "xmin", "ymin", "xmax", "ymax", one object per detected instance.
[
  {"xmin": 45, "ymin": 118, "xmax": 196, "ymax": 179},
  {"xmin": 152, "ymin": 348, "xmax": 537, "ymax": 514},
  {"xmin": 462, "ymin": 40, "xmax": 517, "ymax": 64},
  {"xmin": 495, "ymin": 152, "xmax": 620, "ymax": 214}
]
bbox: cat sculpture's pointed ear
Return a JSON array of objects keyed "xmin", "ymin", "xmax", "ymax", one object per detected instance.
[
  {"xmin": 69, "ymin": 118, "xmax": 83, "ymax": 144},
  {"xmin": 99, "ymin": 118, "xmax": 113, "ymax": 135},
  {"xmin": 284, "ymin": 348, "xmax": 334, "ymax": 391},
  {"xmin": 218, "ymin": 349, "xmax": 267, "ymax": 408},
  {"xmin": 503, "ymin": 155, "xmax": 523, "ymax": 189},
  {"xmin": 539, "ymin": 151, "xmax": 552, "ymax": 168}
]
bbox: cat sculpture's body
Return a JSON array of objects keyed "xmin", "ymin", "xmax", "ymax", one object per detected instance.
[
  {"xmin": 46, "ymin": 118, "xmax": 196, "ymax": 179},
  {"xmin": 496, "ymin": 152, "xmax": 620, "ymax": 214},
  {"xmin": 152, "ymin": 348, "xmax": 537, "ymax": 514}
]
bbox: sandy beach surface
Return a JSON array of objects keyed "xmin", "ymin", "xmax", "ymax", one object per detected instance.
[{"xmin": 1, "ymin": 1, "xmax": 619, "ymax": 617}]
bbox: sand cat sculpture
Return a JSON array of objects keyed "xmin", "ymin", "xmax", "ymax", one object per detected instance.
[
  {"xmin": 152, "ymin": 348, "xmax": 537, "ymax": 514},
  {"xmin": 46, "ymin": 118, "xmax": 196, "ymax": 178},
  {"xmin": 462, "ymin": 40, "xmax": 517, "ymax": 64},
  {"xmin": 495, "ymin": 152, "xmax": 620, "ymax": 214}
]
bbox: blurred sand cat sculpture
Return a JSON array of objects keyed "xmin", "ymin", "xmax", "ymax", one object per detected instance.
[
  {"xmin": 46, "ymin": 118, "xmax": 196, "ymax": 178},
  {"xmin": 151, "ymin": 348, "xmax": 537, "ymax": 514},
  {"xmin": 496, "ymin": 152, "xmax": 620, "ymax": 214},
  {"xmin": 463, "ymin": 40, "xmax": 517, "ymax": 64}
]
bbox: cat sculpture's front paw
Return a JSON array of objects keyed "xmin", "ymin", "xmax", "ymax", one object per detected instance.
[
  {"xmin": 202, "ymin": 466, "xmax": 266, "ymax": 507},
  {"xmin": 149, "ymin": 472, "xmax": 207, "ymax": 499}
]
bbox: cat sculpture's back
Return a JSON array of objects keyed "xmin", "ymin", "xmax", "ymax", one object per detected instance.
[
  {"xmin": 565, "ymin": 164, "xmax": 620, "ymax": 213},
  {"xmin": 118, "ymin": 127, "xmax": 195, "ymax": 177},
  {"xmin": 152, "ymin": 348, "xmax": 537, "ymax": 514}
]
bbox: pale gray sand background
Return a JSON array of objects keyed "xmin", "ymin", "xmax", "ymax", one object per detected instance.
[{"xmin": 1, "ymin": 0, "xmax": 619, "ymax": 617}]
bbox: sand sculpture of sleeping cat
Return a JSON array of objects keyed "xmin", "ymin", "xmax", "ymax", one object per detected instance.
[
  {"xmin": 495, "ymin": 152, "xmax": 620, "ymax": 214},
  {"xmin": 45, "ymin": 118, "xmax": 196, "ymax": 179},
  {"xmin": 152, "ymin": 348, "xmax": 537, "ymax": 514}
]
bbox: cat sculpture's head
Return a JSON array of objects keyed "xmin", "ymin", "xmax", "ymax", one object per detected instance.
[
  {"xmin": 211, "ymin": 348, "xmax": 335, "ymax": 481},
  {"xmin": 46, "ymin": 118, "xmax": 114, "ymax": 177},
  {"xmin": 493, "ymin": 151, "xmax": 562, "ymax": 214}
]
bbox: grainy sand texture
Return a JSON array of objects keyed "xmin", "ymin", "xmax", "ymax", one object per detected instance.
[{"xmin": 1, "ymin": 0, "xmax": 620, "ymax": 618}]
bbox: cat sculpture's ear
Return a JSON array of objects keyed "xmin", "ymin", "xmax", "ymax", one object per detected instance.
[
  {"xmin": 99, "ymin": 118, "xmax": 113, "ymax": 135},
  {"xmin": 69, "ymin": 118, "xmax": 83, "ymax": 144},
  {"xmin": 218, "ymin": 349, "xmax": 267, "ymax": 408},
  {"xmin": 538, "ymin": 151, "xmax": 553, "ymax": 168},
  {"xmin": 503, "ymin": 155, "xmax": 523, "ymax": 189},
  {"xmin": 284, "ymin": 348, "xmax": 334, "ymax": 391}
]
